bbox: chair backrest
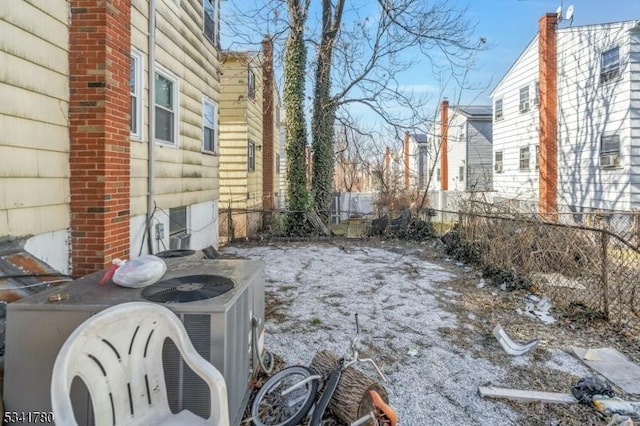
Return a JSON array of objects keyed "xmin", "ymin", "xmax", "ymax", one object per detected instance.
[{"xmin": 51, "ymin": 302, "xmax": 229, "ymax": 426}]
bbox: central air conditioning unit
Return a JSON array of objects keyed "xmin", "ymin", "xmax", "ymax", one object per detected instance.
[
  {"xmin": 170, "ymin": 232, "xmax": 191, "ymax": 249},
  {"xmin": 4, "ymin": 257, "xmax": 265, "ymax": 426}
]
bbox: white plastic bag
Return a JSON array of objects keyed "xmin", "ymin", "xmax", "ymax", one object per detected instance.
[{"xmin": 112, "ymin": 255, "xmax": 167, "ymax": 288}]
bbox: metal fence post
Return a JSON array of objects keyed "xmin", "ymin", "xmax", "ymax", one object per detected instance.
[{"xmin": 600, "ymin": 230, "xmax": 610, "ymax": 320}]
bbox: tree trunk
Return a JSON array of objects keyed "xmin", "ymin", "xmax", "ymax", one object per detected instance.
[
  {"xmin": 309, "ymin": 350, "xmax": 388, "ymax": 425},
  {"xmin": 284, "ymin": 0, "xmax": 310, "ymax": 233},
  {"xmin": 311, "ymin": 0, "xmax": 345, "ymax": 221}
]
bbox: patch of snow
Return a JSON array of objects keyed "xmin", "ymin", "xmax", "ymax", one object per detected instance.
[{"xmin": 225, "ymin": 243, "xmax": 523, "ymax": 424}]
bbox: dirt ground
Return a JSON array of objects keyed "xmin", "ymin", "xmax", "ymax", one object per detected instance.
[{"xmin": 225, "ymin": 238, "xmax": 640, "ymax": 426}]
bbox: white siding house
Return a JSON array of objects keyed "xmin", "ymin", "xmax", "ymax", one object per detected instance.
[
  {"xmin": 422, "ymin": 102, "xmax": 493, "ymax": 194},
  {"xmin": 491, "ymin": 16, "xmax": 640, "ymax": 213}
]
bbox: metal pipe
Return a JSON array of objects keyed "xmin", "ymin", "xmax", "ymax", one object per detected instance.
[{"xmin": 147, "ymin": 0, "xmax": 157, "ymax": 254}]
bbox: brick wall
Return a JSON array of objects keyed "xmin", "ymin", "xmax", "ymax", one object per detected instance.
[
  {"xmin": 69, "ymin": 0, "xmax": 131, "ymax": 276},
  {"xmin": 262, "ymin": 38, "xmax": 275, "ymax": 210},
  {"xmin": 538, "ymin": 13, "xmax": 558, "ymax": 216}
]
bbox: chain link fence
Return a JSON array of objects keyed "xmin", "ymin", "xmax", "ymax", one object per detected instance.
[
  {"xmin": 442, "ymin": 205, "xmax": 640, "ymax": 341},
  {"xmin": 219, "ymin": 203, "xmax": 639, "ymax": 340}
]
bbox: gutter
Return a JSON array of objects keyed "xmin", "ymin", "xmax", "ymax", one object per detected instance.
[{"xmin": 147, "ymin": 0, "xmax": 157, "ymax": 254}]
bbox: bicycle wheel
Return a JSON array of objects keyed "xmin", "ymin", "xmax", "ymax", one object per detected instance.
[{"xmin": 251, "ymin": 365, "xmax": 319, "ymax": 426}]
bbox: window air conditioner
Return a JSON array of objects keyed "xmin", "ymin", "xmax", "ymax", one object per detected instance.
[
  {"xmin": 170, "ymin": 232, "xmax": 191, "ymax": 249},
  {"xmin": 494, "ymin": 164, "xmax": 503, "ymax": 173},
  {"xmin": 600, "ymin": 154, "xmax": 620, "ymax": 168},
  {"xmin": 519, "ymin": 101, "xmax": 529, "ymax": 112}
]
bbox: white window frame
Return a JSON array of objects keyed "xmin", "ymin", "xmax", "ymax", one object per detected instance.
[
  {"xmin": 203, "ymin": 0, "xmax": 219, "ymax": 47},
  {"xmin": 169, "ymin": 206, "xmax": 188, "ymax": 236},
  {"xmin": 494, "ymin": 151, "xmax": 503, "ymax": 173},
  {"xmin": 248, "ymin": 69, "xmax": 256, "ymax": 100},
  {"xmin": 494, "ymin": 98, "xmax": 503, "ymax": 121},
  {"xmin": 533, "ymin": 81, "xmax": 539, "ymax": 107},
  {"xmin": 202, "ymin": 98, "xmax": 217, "ymax": 153},
  {"xmin": 600, "ymin": 133, "xmax": 621, "ymax": 168},
  {"xmin": 154, "ymin": 67, "xmax": 179, "ymax": 146},
  {"xmin": 600, "ymin": 46, "xmax": 620, "ymax": 84},
  {"xmin": 130, "ymin": 50, "xmax": 143, "ymax": 140},
  {"xmin": 248, "ymin": 140, "xmax": 256, "ymax": 172},
  {"xmin": 519, "ymin": 146, "xmax": 530, "ymax": 171},
  {"xmin": 519, "ymin": 86, "xmax": 530, "ymax": 113}
]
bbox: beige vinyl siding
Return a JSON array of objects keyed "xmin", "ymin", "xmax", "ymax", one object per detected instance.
[
  {"xmin": 129, "ymin": 0, "xmax": 220, "ymax": 216},
  {"xmin": 0, "ymin": 0, "xmax": 70, "ymax": 236},
  {"xmin": 219, "ymin": 54, "xmax": 264, "ymax": 210}
]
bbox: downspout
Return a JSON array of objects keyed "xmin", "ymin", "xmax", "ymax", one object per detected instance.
[{"xmin": 147, "ymin": 0, "xmax": 157, "ymax": 254}]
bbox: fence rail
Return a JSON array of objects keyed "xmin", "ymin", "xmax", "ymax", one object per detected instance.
[{"xmin": 219, "ymin": 204, "xmax": 639, "ymax": 341}]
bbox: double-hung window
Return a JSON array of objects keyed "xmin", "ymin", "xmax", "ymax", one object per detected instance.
[
  {"xmin": 519, "ymin": 146, "xmax": 530, "ymax": 171},
  {"xmin": 203, "ymin": 0, "xmax": 218, "ymax": 46},
  {"xmin": 130, "ymin": 51, "xmax": 143, "ymax": 139},
  {"xmin": 248, "ymin": 141, "xmax": 256, "ymax": 172},
  {"xmin": 600, "ymin": 46, "xmax": 620, "ymax": 84},
  {"xmin": 202, "ymin": 99, "xmax": 217, "ymax": 153},
  {"xmin": 154, "ymin": 71, "xmax": 178, "ymax": 144},
  {"xmin": 600, "ymin": 133, "xmax": 621, "ymax": 168},
  {"xmin": 248, "ymin": 70, "xmax": 256, "ymax": 100},
  {"xmin": 494, "ymin": 98, "xmax": 503, "ymax": 121},
  {"xmin": 519, "ymin": 86, "xmax": 530, "ymax": 113},
  {"xmin": 494, "ymin": 151, "xmax": 503, "ymax": 173}
]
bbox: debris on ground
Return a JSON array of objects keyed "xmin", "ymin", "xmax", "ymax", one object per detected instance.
[
  {"xmin": 572, "ymin": 347, "xmax": 640, "ymax": 394},
  {"xmin": 493, "ymin": 324, "xmax": 539, "ymax": 356},
  {"xmin": 478, "ymin": 386, "xmax": 578, "ymax": 404},
  {"xmin": 571, "ymin": 375, "xmax": 615, "ymax": 405},
  {"xmin": 592, "ymin": 396, "xmax": 640, "ymax": 418},
  {"xmin": 522, "ymin": 294, "xmax": 556, "ymax": 324},
  {"xmin": 482, "ymin": 264, "xmax": 532, "ymax": 291}
]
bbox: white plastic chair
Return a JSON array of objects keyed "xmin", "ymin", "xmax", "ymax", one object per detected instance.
[{"xmin": 51, "ymin": 302, "xmax": 230, "ymax": 426}]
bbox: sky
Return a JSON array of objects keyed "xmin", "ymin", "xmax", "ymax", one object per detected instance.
[
  {"xmin": 443, "ymin": 0, "xmax": 640, "ymax": 104},
  {"xmin": 222, "ymin": 0, "xmax": 640, "ymax": 129}
]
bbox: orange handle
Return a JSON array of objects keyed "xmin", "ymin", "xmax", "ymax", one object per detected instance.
[{"xmin": 369, "ymin": 390, "xmax": 398, "ymax": 426}]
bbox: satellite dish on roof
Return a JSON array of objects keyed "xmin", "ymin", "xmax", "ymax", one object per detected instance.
[
  {"xmin": 555, "ymin": 5, "xmax": 563, "ymax": 20},
  {"xmin": 566, "ymin": 5, "xmax": 575, "ymax": 23}
]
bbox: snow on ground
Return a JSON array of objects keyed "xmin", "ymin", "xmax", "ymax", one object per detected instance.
[{"xmin": 225, "ymin": 241, "xmax": 529, "ymax": 425}]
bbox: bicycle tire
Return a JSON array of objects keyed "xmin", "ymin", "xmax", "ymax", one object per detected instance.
[{"xmin": 251, "ymin": 365, "xmax": 319, "ymax": 426}]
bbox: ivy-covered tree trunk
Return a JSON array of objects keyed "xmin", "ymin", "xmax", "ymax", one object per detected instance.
[
  {"xmin": 284, "ymin": 0, "xmax": 310, "ymax": 233},
  {"xmin": 311, "ymin": 0, "xmax": 345, "ymax": 222}
]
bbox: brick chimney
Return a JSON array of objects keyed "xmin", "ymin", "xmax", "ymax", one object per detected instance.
[
  {"xmin": 403, "ymin": 131, "xmax": 410, "ymax": 190},
  {"xmin": 538, "ymin": 13, "xmax": 558, "ymax": 216},
  {"xmin": 262, "ymin": 37, "xmax": 275, "ymax": 210},
  {"xmin": 440, "ymin": 99, "xmax": 449, "ymax": 190},
  {"xmin": 69, "ymin": 0, "xmax": 131, "ymax": 275},
  {"xmin": 384, "ymin": 147, "xmax": 391, "ymax": 186}
]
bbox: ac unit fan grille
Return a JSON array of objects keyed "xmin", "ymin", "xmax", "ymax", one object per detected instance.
[{"xmin": 142, "ymin": 275, "xmax": 235, "ymax": 303}]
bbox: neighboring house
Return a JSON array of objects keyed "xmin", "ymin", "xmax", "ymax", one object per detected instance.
[
  {"xmin": 403, "ymin": 133, "xmax": 429, "ymax": 191},
  {"xmin": 219, "ymin": 38, "xmax": 279, "ymax": 239},
  {"xmin": 0, "ymin": 0, "xmax": 223, "ymax": 275},
  {"xmin": 491, "ymin": 15, "xmax": 640, "ymax": 214},
  {"xmin": 424, "ymin": 101, "xmax": 493, "ymax": 193}
]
